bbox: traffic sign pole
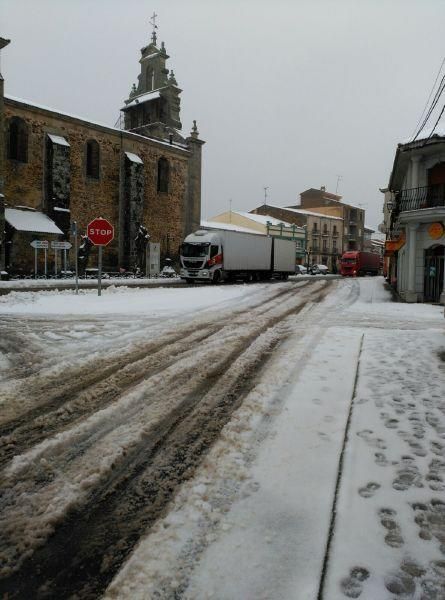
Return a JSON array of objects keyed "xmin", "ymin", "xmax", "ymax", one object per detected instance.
[
  {"xmin": 98, "ymin": 246, "xmax": 102, "ymax": 297},
  {"xmin": 72, "ymin": 221, "xmax": 79, "ymax": 295},
  {"xmin": 34, "ymin": 247, "xmax": 38, "ymax": 279},
  {"xmin": 44, "ymin": 248, "xmax": 47, "ymax": 277},
  {"xmin": 86, "ymin": 217, "xmax": 114, "ymax": 298}
]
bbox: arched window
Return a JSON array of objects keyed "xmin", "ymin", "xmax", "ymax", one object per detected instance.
[
  {"xmin": 8, "ymin": 117, "xmax": 28, "ymax": 162},
  {"xmin": 86, "ymin": 139, "xmax": 100, "ymax": 179},
  {"xmin": 157, "ymin": 157, "xmax": 169, "ymax": 193},
  {"xmin": 146, "ymin": 67, "xmax": 154, "ymax": 91}
]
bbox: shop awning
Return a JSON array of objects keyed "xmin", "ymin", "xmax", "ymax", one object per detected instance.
[{"xmin": 5, "ymin": 208, "xmax": 63, "ymax": 234}]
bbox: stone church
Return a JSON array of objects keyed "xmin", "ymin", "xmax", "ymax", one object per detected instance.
[{"xmin": 0, "ymin": 28, "xmax": 204, "ymax": 275}]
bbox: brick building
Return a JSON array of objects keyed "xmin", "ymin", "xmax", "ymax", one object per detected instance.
[
  {"xmin": 0, "ymin": 28, "xmax": 204, "ymax": 275},
  {"xmin": 289, "ymin": 187, "xmax": 365, "ymax": 253}
]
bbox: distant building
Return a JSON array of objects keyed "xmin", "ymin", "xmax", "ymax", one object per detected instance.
[
  {"xmin": 250, "ymin": 203, "xmax": 343, "ymax": 271},
  {"xmin": 208, "ymin": 210, "xmax": 306, "ymax": 262},
  {"xmin": 386, "ymin": 128, "xmax": 445, "ymax": 303},
  {"xmin": 0, "ymin": 27, "xmax": 203, "ymax": 275},
  {"xmin": 288, "ymin": 186, "xmax": 366, "ymax": 253}
]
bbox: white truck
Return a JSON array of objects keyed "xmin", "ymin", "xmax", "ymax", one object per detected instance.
[{"xmin": 180, "ymin": 228, "xmax": 296, "ymax": 283}]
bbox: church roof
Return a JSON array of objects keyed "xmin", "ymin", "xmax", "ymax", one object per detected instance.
[{"xmin": 122, "ymin": 89, "xmax": 162, "ymax": 111}]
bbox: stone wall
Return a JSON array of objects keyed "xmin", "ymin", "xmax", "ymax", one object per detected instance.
[{"xmin": 3, "ymin": 98, "xmax": 194, "ymax": 271}]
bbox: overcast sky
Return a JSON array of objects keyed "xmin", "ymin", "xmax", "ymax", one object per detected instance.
[{"xmin": 2, "ymin": 0, "xmax": 445, "ymax": 229}]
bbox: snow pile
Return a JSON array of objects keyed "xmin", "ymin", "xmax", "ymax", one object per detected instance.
[{"xmin": 0, "ymin": 284, "xmax": 259, "ymax": 316}]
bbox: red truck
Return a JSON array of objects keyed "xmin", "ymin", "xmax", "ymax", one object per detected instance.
[{"xmin": 340, "ymin": 251, "xmax": 380, "ymax": 276}]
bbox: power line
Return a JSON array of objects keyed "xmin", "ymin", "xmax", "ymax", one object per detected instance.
[
  {"xmin": 422, "ymin": 102, "xmax": 445, "ymax": 144},
  {"xmin": 411, "ymin": 57, "xmax": 445, "ymax": 139},
  {"xmin": 413, "ymin": 69, "xmax": 445, "ymax": 141}
]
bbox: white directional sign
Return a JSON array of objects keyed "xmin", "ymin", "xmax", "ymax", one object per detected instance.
[
  {"xmin": 51, "ymin": 241, "xmax": 72, "ymax": 250},
  {"xmin": 30, "ymin": 240, "xmax": 49, "ymax": 249}
]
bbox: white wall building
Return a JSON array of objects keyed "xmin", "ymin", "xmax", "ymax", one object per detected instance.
[{"xmin": 387, "ymin": 126, "xmax": 445, "ymax": 303}]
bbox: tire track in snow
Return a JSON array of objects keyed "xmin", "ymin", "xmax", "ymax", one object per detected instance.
[
  {"xmin": 0, "ymin": 281, "xmax": 331, "ymax": 599},
  {"xmin": 0, "ymin": 283, "xmax": 305, "ymax": 433}
]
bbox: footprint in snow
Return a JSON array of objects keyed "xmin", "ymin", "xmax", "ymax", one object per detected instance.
[
  {"xmin": 379, "ymin": 507, "xmax": 404, "ymax": 548},
  {"xmin": 392, "ymin": 461, "xmax": 423, "ymax": 491},
  {"xmin": 340, "ymin": 566, "xmax": 370, "ymax": 598},
  {"xmin": 358, "ymin": 482, "xmax": 381, "ymax": 498}
]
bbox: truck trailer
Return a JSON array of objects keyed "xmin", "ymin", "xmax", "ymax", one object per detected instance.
[
  {"xmin": 180, "ymin": 229, "xmax": 296, "ymax": 283},
  {"xmin": 340, "ymin": 251, "xmax": 381, "ymax": 276}
]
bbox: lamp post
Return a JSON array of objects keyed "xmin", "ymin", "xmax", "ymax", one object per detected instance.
[{"xmin": 305, "ymin": 249, "xmax": 311, "ymax": 272}]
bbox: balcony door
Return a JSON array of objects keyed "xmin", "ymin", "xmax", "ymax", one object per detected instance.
[
  {"xmin": 424, "ymin": 245, "xmax": 444, "ymax": 303},
  {"xmin": 428, "ymin": 162, "xmax": 445, "ymax": 185}
]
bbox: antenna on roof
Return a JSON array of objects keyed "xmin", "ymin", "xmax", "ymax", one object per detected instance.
[
  {"xmin": 150, "ymin": 11, "xmax": 158, "ymax": 44},
  {"xmin": 263, "ymin": 186, "xmax": 269, "ymax": 209},
  {"xmin": 335, "ymin": 175, "xmax": 342, "ymax": 194}
]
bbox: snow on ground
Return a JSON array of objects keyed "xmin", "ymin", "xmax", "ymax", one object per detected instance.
[
  {"xmin": 0, "ymin": 283, "xmax": 260, "ymax": 316},
  {"xmin": 1, "ymin": 278, "xmax": 444, "ymax": 598},
  {"xmin": 104, "ymin": 278, "xmax": 445, "ymax": 600}
]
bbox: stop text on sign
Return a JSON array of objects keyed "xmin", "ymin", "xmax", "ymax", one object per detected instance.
[
  {"xmin": 87, "ymin": 217, "xmax": 114, "ymax": 246},
  {"xmin": 89, "ymin": 228, "xmax": 113, "ymax": 236}
]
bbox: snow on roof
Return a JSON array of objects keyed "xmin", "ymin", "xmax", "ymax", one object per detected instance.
[
  {"xmin": 125, "ymin": 151, "xmax": 143, "ymax": 164},
  {"xmin": 201, "ymin": 220, "xmax": 263, "ymax": 235},
  {"xmin": 141, "ymin": 52, "xmax": 159, "ymax": 61},
  {"xmin": 5, "ymin": 95, "xmax": 189, "ymax": 154},
  {"xmin": 264, "ymin": 204, "xmax": 344, "ymax": 220},
  {"xmin": 122, "ymin": 90, "xmax": 162, "ymax": 110},
  {"xmin": 233, "ymin": 211, "xmax": 296, "ymax": 228},
  {"xmin": 5, "ymin": 208, "xmax": 63, "ymax": 234},
  {"xmin": 47, "ymin": 134, "xmax": 70, "ymax": 147}
]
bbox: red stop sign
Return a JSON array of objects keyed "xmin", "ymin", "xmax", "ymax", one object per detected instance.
[{"xmin": 87, "ymin": 217, "xmax": 114, "ymax": 246}]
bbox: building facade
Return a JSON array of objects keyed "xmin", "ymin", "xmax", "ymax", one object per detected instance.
[
  {"xmin": 250, "ymin": 203, "xmax": 343, "ymax": 271},
  {"xmin": 386, "ymin": 129, "xmax": 445, "ymax": 304},
  {"xmin": 289, "ymin": 187, "xmax": 365, "ymax": 254},
  {"xmin": 0, "ymin": 29, "xmax": 203, "ymax": 275}
]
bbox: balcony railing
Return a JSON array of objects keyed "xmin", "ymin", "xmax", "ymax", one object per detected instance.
[{"xmin": 396, "ymin": 184, "xmax": 445, "ymax": 212}]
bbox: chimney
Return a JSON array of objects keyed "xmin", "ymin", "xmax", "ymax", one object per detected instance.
[{"xmin": 321, "ymin": 185, "xmax": 326, "ymax": 192}]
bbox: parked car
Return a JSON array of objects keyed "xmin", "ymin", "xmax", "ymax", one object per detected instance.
[
  {"xmin": 310, "ymin": 264, "xmax": 329, "ymax": 275},
  {"xmin": 295, "ymin": 264, "xmax": 308, "ymax": 275}
]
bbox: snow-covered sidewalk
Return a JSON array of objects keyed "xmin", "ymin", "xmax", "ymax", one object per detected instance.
[{"xmin": 102, "ymin": 279, "xmax": 445, "ymax": 599}]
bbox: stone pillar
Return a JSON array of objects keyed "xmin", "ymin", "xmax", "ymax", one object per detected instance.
[
  {"xmin": 411, "ymin": 155, "xmax": 422, "ymax": 188},
  {"xmin": 0, "ymin": 38, "xmax": 11, "ymax": 275},
  {"xmin": 185, "ymin": 121, "xmax": 205, "ymax": 236},
  {"xmin": 405, "ymin": 222, "xmax": 418, "ymax": 302}
]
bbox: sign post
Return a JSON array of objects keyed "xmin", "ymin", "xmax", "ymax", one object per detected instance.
[
  {"xmin": 87, "ymin": 217, "xmax": 114, "ymax": 297},
  {"xmin": 51, "ymin": 241, "xmax": 72, "ymax": 278},
  {"xmin": 30, "ymin": 240, "xmax": 49, "ymax": 278},
  {"xmin": 71, "ymin": 221, "xmax": 79, "ymax": 294}
]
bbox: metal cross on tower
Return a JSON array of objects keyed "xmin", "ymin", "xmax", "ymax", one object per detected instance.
[{"xmin": 150, "ymin": 11, "xmax": 158, "ymax": 44}]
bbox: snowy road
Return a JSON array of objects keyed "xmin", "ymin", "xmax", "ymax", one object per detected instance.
[{"xmin": 0, "ymin": 279, "xmax": 444, "ymax": 599}]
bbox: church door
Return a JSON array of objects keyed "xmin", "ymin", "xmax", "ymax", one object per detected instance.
[{"xmin": 424, "ymin": 245, "xmax": 444, "ymax": 302}]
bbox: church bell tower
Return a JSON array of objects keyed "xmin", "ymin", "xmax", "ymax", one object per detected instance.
[{"xmin": 121, "ymin": 13, "xmax": 182, "ymax": 139}]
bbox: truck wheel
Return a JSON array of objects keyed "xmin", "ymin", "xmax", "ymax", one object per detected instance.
[
  {"xmin": 212, "ymin": 270, "xmax": 221, "ymax": 284},
  {"xmin": 186, "ymin": 278, "xmax": 195, "ymax": 284}
]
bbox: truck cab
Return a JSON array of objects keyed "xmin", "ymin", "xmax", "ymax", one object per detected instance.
[{"xmin": 180, "ymin": 230, "xmax": 223, "ymax": 283}]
